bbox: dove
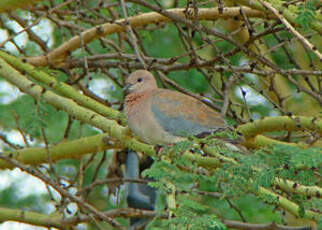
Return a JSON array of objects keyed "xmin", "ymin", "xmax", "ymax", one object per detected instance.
[{"xmin": 124, "ymin": 70, "xmax": 227, "ymax": 145}]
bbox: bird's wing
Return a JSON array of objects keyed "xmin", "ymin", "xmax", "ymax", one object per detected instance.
[{"xmin": 150, "ymin": 89, "xmax": 226, "ymax": 137}]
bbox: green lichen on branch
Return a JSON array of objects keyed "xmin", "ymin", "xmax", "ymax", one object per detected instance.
[
  {"xmin": 0, "ymin": 134, "xmax": 115, "ymax": 169},
  {"xmin": 0, "ymin": 56, "xmax": 154, "ymax": 156},
  {"xmin": 0, "ymin": 207, "xmax": 62, "ymax": 228},
  {"xmin": 0, "ymin": 53, "xmax": 321, "ymax": 227},
  {"xmin": 237, "ymin": 116, "xmax": 321, "ymax": 140},
  {"xmin": 0, "ymin": 51, "xmax": 125, "ymax": 124}
]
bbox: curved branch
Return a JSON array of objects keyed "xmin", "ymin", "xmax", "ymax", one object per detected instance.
[
  {"xmin": 0, "ymin": 57, "xmax": 154, "ymax": 156},
  {"xmin": 237, "ymin": 116, "xmax": 322, "ymax": 140},
  {"xmin": 25, "ymin": 6, "xmax": 274, "ymax": 66},
  {"xmin": 0, "ymin": 57, "xmax": 320, "ymax": 221},
  {"xmin": 128, "ymin": 0, "xmax": 322, "ymax": 105},
  {"xmin": 0, "ymin": 51, "xmax": 124, "ymax": 123}
]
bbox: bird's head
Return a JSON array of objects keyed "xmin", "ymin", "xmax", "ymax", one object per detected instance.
[{"xmin": 124, "ymin": 70, "xmax": 158, "ymax": 94}]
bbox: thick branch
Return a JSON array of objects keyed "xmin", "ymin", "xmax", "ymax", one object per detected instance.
[
  {"xmin": 237, "ymin": 116, "xmax": 322, "ymax": 140},
  {"xmin": 0, "ymin": 51, "xmax": 124, "ymax": 123},
  {"xmin": 0, "ymin": 134, "xmax": 115, "ymax": 169},
  {"xmin": 0, "ymin": 0, "xmax": 42, "ymax": 13},
  {"xmin": 0, "ymin": 57, "xmax": 320, "ymax": 221},
  {"xmin": 127, "ymin": 0, "xmax": 322, "ymax": 105},
  {"xmin": 0, "ymin": 207, "xmax": 61, "ymax": 228},
  {"xmin": 25, "ymin": 6, "xmax": 274, "ymax": 66},
  {"xmin": 0, "ymin": 57, "xmax": 154, "ymax": 156}
]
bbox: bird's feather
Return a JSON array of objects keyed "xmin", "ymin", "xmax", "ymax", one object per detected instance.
[{"xmin": 151, "ymin": 89, "xmax": 226, "ymax": 137}]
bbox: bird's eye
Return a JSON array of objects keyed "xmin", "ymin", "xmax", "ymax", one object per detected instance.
[{"xmin": 137, "ymin": 78, "xmax": 142, "ymax": 82}]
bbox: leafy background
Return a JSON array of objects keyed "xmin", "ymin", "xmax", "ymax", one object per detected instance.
[{"xmin": 0, "ymin": 0, "xmax": 321, "ymax": 229}]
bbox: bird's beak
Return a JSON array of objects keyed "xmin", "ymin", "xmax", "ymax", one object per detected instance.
[{"xmin": 123, "ymin": 83, "xmax": 132, "ymax": 95}]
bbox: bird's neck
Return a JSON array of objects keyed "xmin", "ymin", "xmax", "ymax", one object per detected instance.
[{"xmin": 125, "ymin": 91, "xmax": 152, "ymax": 107}]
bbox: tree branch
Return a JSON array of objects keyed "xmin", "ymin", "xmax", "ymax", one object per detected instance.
[
  {"xmin": 0, "ymin": 206, "xmax": 312, "ymax": 230},
  {"xmin": 25, "ymin": 6, "xmax": 274, "ymax": 66},
  {"xmin": 0, "ymin": 51, "xmax": 124, "ymax": 123},
  {"xmin": 0, "ymin": 134, "xmax": 115, "ymax": 169},
  {"xmin": 237, "ymin": 116, "xmax": 322, "ymax": 140},
  {"xmin": 0, "ymin": 0, "xmax": 42, "ymax": 13},
  {"xmin": 257, "ymin": 0, "xmax": 322, "ymax": 61}
]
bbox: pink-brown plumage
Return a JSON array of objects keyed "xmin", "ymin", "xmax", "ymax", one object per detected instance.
[{"xmin": 124, "ymin": 70, "xmax": 227, "ymax": 145}]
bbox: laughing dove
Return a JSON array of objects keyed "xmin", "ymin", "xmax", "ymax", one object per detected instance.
[{"xmin": 124, "ymin": 70, "xmax": 227, "ymax": 145}]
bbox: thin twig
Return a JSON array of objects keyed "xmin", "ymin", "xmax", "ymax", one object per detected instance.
[{"xmin": 257, "ymin": 0, "xmax": 322, "ymax": 61}]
